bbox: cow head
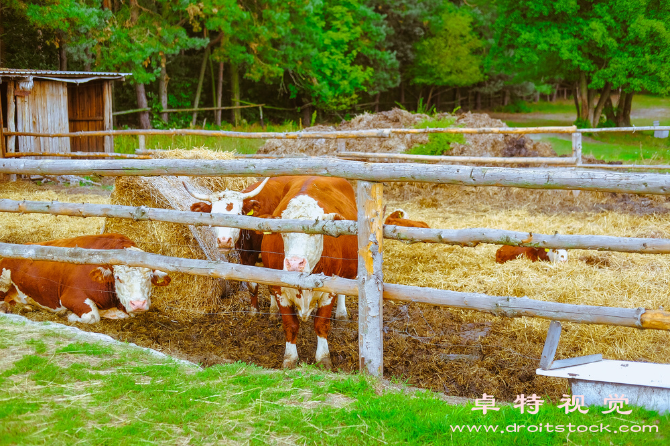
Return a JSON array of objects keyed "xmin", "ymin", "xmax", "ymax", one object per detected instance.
[
  {"xmin": 387, "ymin": 209, "xmax": 407, "ymax": 220},
  {"xmin": 279, "ymin": 195, "xmax": 342, "ymax": 321},
  {"xmin": 89, "ymin": 248, "xmax": 171, "ymax": 315},
  {"xmin": 183, "ymin": 178, "xmax": 269, "ymax": 251},
  {"xmin": 547, "ymin": 249, "xmax": 568, "ymax": 263}
]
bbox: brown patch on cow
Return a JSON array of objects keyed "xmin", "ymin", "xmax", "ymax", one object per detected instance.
[{"xmin": 226, "ymin": 202, "xmax": 234, "ymax": 212}]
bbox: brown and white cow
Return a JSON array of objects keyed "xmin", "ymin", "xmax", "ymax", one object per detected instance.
[
  {"xmin": 384, "ymin": 209, "xmax": 430, "ymax": 228},
  {"xmin": 495, "ymin": 245, "xmax": 568, "ymax": 264},
  {"xmin": 261, "ymin": 176, "xmax": 357, "ymax": 369},
  {"xmin": 0, "ymin": 234, "xmax": 171, "ymax": 323},
  {"xmin": 184, "ymin": 176, "xmax": 303, "ymax": 313}
]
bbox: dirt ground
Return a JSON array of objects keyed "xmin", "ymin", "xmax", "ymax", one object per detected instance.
[{"xmin": 4, "ymin": 180, "xmax": 670, "ymax": 401}]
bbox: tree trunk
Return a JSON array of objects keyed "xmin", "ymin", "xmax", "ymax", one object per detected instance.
[
  {"xmin": 503, "ymin": 90, "xmax": 510, "ymax": 106},
  {"xmin": 302, "ymin": 102, "xmax": 311, "ymax": 128},
  {"xmin": 552, "ymin": 86, "xmax": 558, "ymax": 102},
  {"xmin": 159, "ymin": 53, "xmax": 168, "ymax": 124},
  {"xmin": 58, "ymin": 32, "xmax": 67, "ymax": 71},
  {"xmin": 215, "ymin": 61, "xmax": 224, "ymax": 126},
  {"xmin": 622, "ymin": 92, "xmax": 633, "ymax": 127},
  {"xmin": 374, "ymin": 92, "xmax": 381, "ymax": 113},
  {"xmin": 587, "ymin": 88, "xmax": 595, "ymax": 124},
  {"xmin": 534, "ymin": 90, "xmax": 540, "ymax": 103},
  {"xmin": 455, "ymin": 88, "xmax": 460, "ymax": 108},
  {"xmin": 230, "ymin": 62, "xmax": 241, "ymax": 126},
  {"xmin": 603, "ymin": 95, "xmax": 616, "ymax": 123},
  {"xmin": 425, "ymin": 86, "xmax": 434, "ymax": 110},
  {"xmin": 476, "ymin": 91, "xmax": 482, "ymax": 110},
  {"xmin": 615, "ymin": 92, "xmax": 627, "ymax": 127},
  {"xmin": 130, "ymin": 0, "xmax": 139, "ymax": 23},
  {"xmin": 134, "ymin": 83, "xmax": 151, "ymax": 129},
  {"xmin": 191, "ymin": 45, "xmax": 211, "ymax": 127},
  {"xmin": 400, "ymin": 80, "xmax": 405, "ymax": 106},
  {"xmin": 573, "ymin": 83, "xmax": 581, "ymax": 120},
  {"xmin": 592, "ymin": 82, "xmax": 611, "ymax": 128},
  {"xmin": 436, "ymin": 89, "xmax": 441, "ymax": 111},
  {"xmin": 579, "ymin": 72, "xmax": 589, "ymax": 121}
]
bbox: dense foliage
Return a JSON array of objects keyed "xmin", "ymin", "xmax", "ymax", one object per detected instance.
[{"xmin": 1, "ymin": 0, "xmax": 668, "ymax": 127}]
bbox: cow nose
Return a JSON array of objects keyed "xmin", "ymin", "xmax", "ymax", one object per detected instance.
[
  {"xmin": 217, "ymin": 237, "xmax": 233, "ymax": 249},
  {"xmin": 129, "ymin": 300, "xmax": 148, "ymax": 312},
  {"xmin": 284, "ymin": 257, "xmax": 307, "ymax": 272}
]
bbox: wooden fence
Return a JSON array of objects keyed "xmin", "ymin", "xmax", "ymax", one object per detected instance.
[
  {"xmin": 2, "ymin": 157, "xmax": 670, "ymax": 376},
  {"xmin": 4, "ymin": 124, "xmax": 670, "ymax": 169}
]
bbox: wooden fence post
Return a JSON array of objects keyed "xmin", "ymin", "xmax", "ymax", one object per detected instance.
[
  {"xmin": 572, "ymin": 132, "xmax": 582, "ymax": 166},
  {"xmin": 357, "ymin": 180, "xmax": 384, "ymax": 376},
  {"xmin": 138, "ymin": 134, "xmax": 146, "ymax": 152}
]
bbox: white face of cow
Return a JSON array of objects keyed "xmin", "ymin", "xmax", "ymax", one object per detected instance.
[
  {"xmin": 112, "ymin": 264, "xmax": 154, "ymax": 314},
  {"xmin": 184, "ymin": 178, "xmax": 269, "ymax": 251},
  {"xmin": 280, "ymin": 195, "xmax": 340, "ymax": 321},
  {"xmin": 281, "ymin": 195, "xmax": 339, "ymax": 274},
  {"xmin": 547, "ymin": 249, "xmax": 568, "ymax": 263}
]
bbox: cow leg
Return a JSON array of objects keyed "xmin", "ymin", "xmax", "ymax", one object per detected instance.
[
  {"xmin": 269, "ymin": 293, "xmax": 279, "ymax": 319},
  {"xmin": 313, "ymin": 296, "xmax": 335, "ymax": 370},
  {"xmin": 277, "ymin": 292, "xmax": 300, "ymax": 369},
  {"xmin": 248, "ymin": 282, "xmax": 259, "ymax": 315},
  {"xmin": 335, "ymin": 294, "xmax": 348, "ymax": 320},
  {"xmin": 63, "ymin": 295, "xmax": 101, "ymax": 324}
]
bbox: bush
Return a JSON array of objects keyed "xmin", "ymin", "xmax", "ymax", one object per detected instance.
[
  {"xmin": 495, "ymin": 100, "xmax": 532, "ymax": 114},
  {"xmin": 573, "ymin": 118, "xmax": 591, "ymax": 129},
  {"xmin": 408, "ymin": 117, "xmax": 466, "ymax": 156}
]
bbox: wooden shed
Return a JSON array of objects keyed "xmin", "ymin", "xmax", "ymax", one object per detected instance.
[{"xmin": 0, "ymin": 69, "xmax": 130, "ymax": 156}]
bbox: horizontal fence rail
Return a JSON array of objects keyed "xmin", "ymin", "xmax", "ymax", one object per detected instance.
[
  {"xmin": 337, "ymin": 152, "xmax": 577, "ymax": 165},
  {"xmin": 4, "ymin": 152, "xmax": 150, "ymax": 159},
  {"xmin": 0, "ymin": 199, "xmax": 357, "ymax": 236},
  {"xmin": 2, "ymin": 159, "xmax": 670, "ymax": 194},
  {"xmin": 3, "ymin": 126, "xmax": 578, "ymax": 139},
  {"xmin": 4, "ymin": 199, "xmax": 670, "ymax": 254},
  {"xmin": 0, "ymin": 241, "xmax": 668, "ymax": 331}
]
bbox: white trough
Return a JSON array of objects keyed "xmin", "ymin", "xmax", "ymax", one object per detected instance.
[{"xmin": 537, "ymin": 360, "xmax": 670, "ymax": 414}]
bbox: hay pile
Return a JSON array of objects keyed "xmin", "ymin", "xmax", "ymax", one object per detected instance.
[
  {"xmin": 104, "ymin": 149, "xmax": 256, "ymax": 316},
  {"xmin": 258, "ymin": 108, "xmax": 555, "ymax": 158},
  {"xmin": 0, "ymin": 181, "xmax": 108, "ymax": 244}
]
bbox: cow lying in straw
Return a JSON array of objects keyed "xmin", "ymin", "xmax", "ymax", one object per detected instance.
[
  {"xmin": 0, "ymin": 234, "xmax": 171, "ymax": 323},
  {"xmin": 495, "ymin": 245, "xmax": 568, "ymax": 264},
  {"xmin": 384, "ymin": 209, "xmax": 430, "ymax": 228}
]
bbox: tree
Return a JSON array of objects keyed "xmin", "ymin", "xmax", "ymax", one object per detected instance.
[
  {"xmin": 410, "ymin": 3, "xmax": 484, "ymax": 108},
  {"xmin": 493, "ymin": 0, "xmax": 670, "ymax": 127}
]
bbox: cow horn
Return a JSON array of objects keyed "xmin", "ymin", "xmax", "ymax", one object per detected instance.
[
  {"xmin": 241, "ymin": 177, "xmax": 270, "ymax": 199},
  {"xmin": 183, "ymin": 181, "xmax": 212, "ymax": 202}
]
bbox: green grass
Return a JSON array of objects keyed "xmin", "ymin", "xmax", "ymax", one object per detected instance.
[
  {"xmin": 541, "ymin": 133, "xmax": 670, "ymax": 163},
  {"xmin": 113, "ymin": 122, "xmax": 299, "ymax": 155},
  {"xmin": 1, "ymin": 318, "xmax": 669, "ymax": 445}
]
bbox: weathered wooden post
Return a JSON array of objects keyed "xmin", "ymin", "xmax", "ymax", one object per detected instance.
[
  {"xmin": 338, "ymin": 139, "xmax": 346, "ymax": 153},
  {"xmin": 357, "ymin": 180, "xmax": 384, "ymax": 376},
  {"xmin": 572, "ymin": 132, "xmax": 582, "ymax": 166},
  {"xmin": 138, "ymin": 134, "xmax": 146, "ymax": 152}
]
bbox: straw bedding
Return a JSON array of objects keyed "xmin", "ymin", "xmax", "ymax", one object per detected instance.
[
  {"xmin": 3, "ymin": 151, "xmax": 670, "ymax": 400},
  {"xmin": 103, "ymin": 149, "xmax": 256, "ymax": 316}
]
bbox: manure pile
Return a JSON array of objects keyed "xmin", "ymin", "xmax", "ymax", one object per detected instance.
[{"xmin": 258, "ymin": 108, "xmax": 555, "ymax": 158}]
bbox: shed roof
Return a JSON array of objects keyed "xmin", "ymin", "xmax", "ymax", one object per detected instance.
[{"xmin": 0, "ymin": 69, "xmax": 131, "ymax": 83}]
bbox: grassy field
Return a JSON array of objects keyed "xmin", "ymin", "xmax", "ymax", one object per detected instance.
[
  {"xmin": 113, "ymin": 122, "xmax": 300, "ymax": 155},
  {"xmin": 1, "ymin": 316, "xmax": 669, "ymax": 445}
]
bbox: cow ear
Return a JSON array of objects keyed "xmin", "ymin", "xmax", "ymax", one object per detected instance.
[
  {"xmin": 151, "ymin": 270, "xmax": 171, "ymax": 286},
  {"xmin": 90, "ymin": 267, "xmax": 113, "ymax": 283},
  {"xmin": 191, "ymin": 202, "xmax": 212, "ymax": 213},
  {"xmin": 322, "ymin": 213, "xmax": 345, "ymax": 221},
  {"xmin": 246, "ymin": 200, "xmax": 261, "ymax": 215}
]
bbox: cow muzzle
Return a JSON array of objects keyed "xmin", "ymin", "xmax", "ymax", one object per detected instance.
[
  {"xmin": 298, "ymin": 307, "xmax": 314, "ymax": 322},
  {"xmin": 217, "ymin": 236, "xmax": 234, "ymax": 250},
  {"xmin": 284, "ymin": 256, "xmax": 308, "ymax": 272},
  {"xmin": 129, "ymin": 299, "xmax": 149, "ymax": 312}
]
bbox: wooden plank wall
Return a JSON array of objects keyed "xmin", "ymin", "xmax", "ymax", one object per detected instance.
[
  {"xmin": 68, "ymin": 82, "xmax": 105, "ymax": 152},
  {"xmin": 14, "ymin": 81, "xmax": 70, "ymax": 154}
]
